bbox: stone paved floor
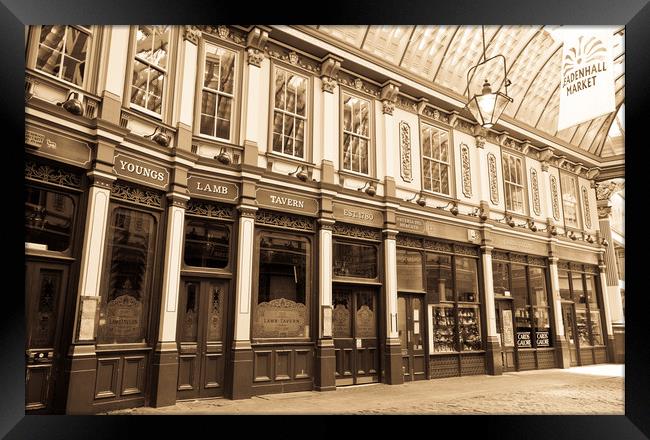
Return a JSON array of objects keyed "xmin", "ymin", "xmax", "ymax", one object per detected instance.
[{"xmin": 107, "ymin": 364, "xmax": 624, "ymax": 415}]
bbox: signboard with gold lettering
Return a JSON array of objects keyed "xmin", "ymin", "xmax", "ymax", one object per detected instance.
[
  {"xmin": 25, "ymin": 125, "xmax": 91, "ymax": 167},
  {"xmin": 187, "ymin": 175, "xmax": 239, "ymax": 203},
  {"xmin": 395, "ymin": 215, "xmax": 426, "ymax": 234},
  {"xmin": 253, "ymin": 298, "xmax": 307, "ymax": 338},
  {"xmin": 333, "ymin": 202, "xmax": 384, "ymax": 228},
  {"xmin": 113, "ymin": 153, "xmax": 169, "ymax": 189},
  {"xmin": 256, "ymin": 188, "xmax": 319, "ymax": 216}
]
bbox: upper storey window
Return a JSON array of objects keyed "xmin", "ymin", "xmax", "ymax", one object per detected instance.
[
  {"xmin": 502, "ymin": 151, "xmax": 526, "ymax": 214},
  {"xmin": 199, "ymin": 44, "xmax": 237, "ymax": 141},
  {"xmin": 271, "ymin": 67, "xmax": 308, "ymax": 159},
  {"xmin": 421, "ymin": 123, "xmax": 451, "ymax": 196},
  {"xmin": 35, "ymin": 25, "xmax": 91, "ymax": 87},
  {"xmin": 560, "ymin": 173, "xmax": 581, "ymax": 229},
  {"xmin": 342, "ymin": 93, "xmax": 371, "ymax": 175},
  {"xmin": 130, "ymin": 25, "xmax": 170, "ymax": 116}
]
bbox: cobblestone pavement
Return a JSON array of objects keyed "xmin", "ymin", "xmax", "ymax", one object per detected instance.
[{"xmin": 108, "ymin": 364, "xmax": 624, "ymax": 415}]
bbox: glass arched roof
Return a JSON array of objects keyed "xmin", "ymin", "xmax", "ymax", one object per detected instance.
[{"xmin": 310, "ymin": 25, "xmax": 625, "ymax": 159}]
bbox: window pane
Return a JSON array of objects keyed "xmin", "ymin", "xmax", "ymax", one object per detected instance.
[
  {"xmin": 590, "ymin": 311, "xmax": 603, "ymax": 345},
  {"xmin": 25, "ymin": 187, "xmax": 75, "ymax": 252},
  {"xmin": 440, "ymin": 132, "xmax": 449, "ymax": 162},
  {"xmin": 432, "ymin": 305, "xmax": 456, "ymax": 352},
  {"xmin": 426, "ymin": 253, "xmax": 453, "ymax": 302},
  {"xmin": 511, "ymin": 264, "xmax": 532, "ymax": 347},
  {"xmin": 333, "ymin": 242, "xmax": 377, "ymax": 278},
  {"xmin": 343, "ymin": 133, "xmax": 352, "ymax": 170},
  {"xmin": 343, "ymin": 96, "xmax": 352, "ymax": 132},
  {"xmin": 180, "ymin": 282, "xmax": 199, "ymax": 342},
  {"xmin": 398, "ymin": 297, "xmax": 407, "ymax": 350},
  {"xmin": 183, "ymin": 220, "xmax": 230, "ymax": 268},
  {"xmin": 39, "ymin": 25, "xmax": 65, "ymax": 51},
  {"xmin": 216, "ymin": 97, "xmax": 232, "ymax": 139},
  {"xmin": 254, "ymin": 235, "xmax": 309, "ymax": 338},
  {"xmin": 534, "ymin": 307, "xmax": 551, "ymax": 347},
  {"xmin": 559, "ymin": 269, "xmax": 571, "ymax": 300},
  {"xmin": 456, "ymin": 257, "xmax": 479, "ymax": 302},
  {"xmin": 98, "ymin": 208, "xmax": 156, "ymax": 344},
  {"xmin": 219, "ymin": 50, "xmax": 235, "ymax": 94},
  {"xmin": 130, "ymin": 59, "xmax": 149, "ymax": 107},
  {"xmin": 431, "ymin": 162, "xmax": 441, "ymax": 193},
  {"xmin": 396, "ymin": 249, "xmax": 423, "ymax": 291},
  {"xmin": 423, "ymin": 160, "xmax": 432, "ymax": 191},
  {"xmin": 492, "ymin": 261, "xmax": 510, "ymax": 295},
  {"xmin": 135, "ymin": 26, "xmax": 155, "ymax": 64},
  {"xmin": 274, "ymin": 69, "xmax": 286, "ymax": 109},
  {"xmin": 152, "ymin": 26, "xmax": 169, "ymax": 69},
  {"xmin": 359, "ymin": 139, "xmax": 369, "ymax": 174},
  {"xmin": 206, "ymin": 280, "xmax": 226, "ymax": 341},
  {"xmin": 333, "ymin": 292, "xmax": 352, "ymax": 338},
  {"xmin": 36, "ymin": 26, "xmax": 65, "ymax": 78},
  {"xmin": 529, "ymin": 267, "xmax": 548, "ymax": 307},
  {"xmin": 432, "ymin": 130, "xmax": 440, "ymax": 159},
  {"xmin": 572, "ymin": 273, "xmax": 586, "ymax": 304},
  {"xmin": 422, "ymin": 127, "xmax": 431, "ymax": 157},
  {"xmin": 502, "ymin": 156, "xmax": 511, "ymax": 182},
  {"xmin": 204, "ymin": 57, "xmax": 221, "ymax": 90},
  {"xmin": 459, "ymin": 305, "xmax": 482, "ymax": 351},
  {"xmin": 355, "ymin": 291, "xmax": 376, "ymax": 338},
  {"xmin": 359, "ymin": 100, "xmax": 369, "ymax": 137},
  {"xmin": 585, "ymin": 274, "xmax": 599, "ymax": 307},
  {"xmin": 575, "ymin": 309, "xmax": 591, "ymax": 346},
  {"xmin": 440, "ymin": 164, "xmax": 449, "ymax": 195}
]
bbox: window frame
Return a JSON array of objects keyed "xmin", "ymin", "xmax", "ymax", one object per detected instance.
[
  {"xmin": 181, "ymin": 216, "xmax": 233, "ymax": 273},
  {"xmin": 560, "ymin": 264, "xmax": 605, "ymax": 347},
  {"xmin": 332, "ymin": 238, "xmax": 380, "ymax": 283},
  {"xmin": 195, "ymin": 39, "xmax": 241, "ymax": 143},
  {"xmin": 126, "ymin": 25, "xmax": 175, "ymax": 121},
  {"xmin": 419, "ymin": 119, "xmax": 455, "ymax": 198},
  {"xmin": 268, "ymin": 62, "xmax": 312, "ymax": 162},
  {"xmin": 27, "ymin": 25, "xmax": 98, "ymax": 91},
  {"xmin": 559, "ymin": 171, "xmax": 583, "ymax": 230},
  {"xmin": 339, "ymin": 87, "xmax": 376, "ymax": 178},
  {"xmin": 501, "ymin": 150, "xmax": 529, "ymax": 215}
]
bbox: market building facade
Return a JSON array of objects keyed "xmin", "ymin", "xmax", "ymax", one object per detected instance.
[{"xmin": 24, "ymin": 25, "xmax": 625, "ymax": 414}]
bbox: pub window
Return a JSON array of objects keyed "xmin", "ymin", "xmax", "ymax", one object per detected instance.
[
  {"xmin": 130, "ymin": 25, "xmax": 170, "ymax": 116},
  {"xmin": 421, "ymin": 123, "xmax": 451, "ymax": 195},
  {"xmin": 342, "ymin": 92, "xmax": 371, "ymax": 175},
  {"xmin": 511, "ymin": 264, "xmax": 532, "ymax": 348},
  {"xmin": 98, "ymin": 207, "xmax": 157, "ymax": 344},
  {"xmin": 34, "ymin": 25, "xmax": 91, "ymax": 87},
  {"xmin": 501, "ymin": 151, "xmax": 526, "ymax": 214},
  {"xmin": 396, "ymin": 249, "xmax": 423, "ymax": 291},
  {"xmin": 558, "ymin": 264, "xmax": 604, "ymax": 347},
  {"xmin": 253, "ymin": 234, "xmax": 310, "ymax": 339},
  {"xmin": 560, "ymin": 173, "xmax": 581, "ymax": 229},
  {"xmin": 333, "ymin": 241, "xmax": 378, "ymax": 279},
  {"xmin": 558, "ymin": 269, "xmax": 571, "ymax": 300},
  {"xmin": 271, "ymin": 66, "xmax": 308, "ymax": 159},
  {"xmin": 199, "ymin": 43, "xmax": 237, "ymax": 140},
  {"xmin": 492, "ymin": 261, "xmax": 510, "ymax": 296},
  {"xmin": 183, "ymin": 220, "xmax": 230, "ymax": 269},
  {"xmin": 530, "ymin": 267, "xmax": 551, "ymax": 347},
  {"xmin": 426, "ymin": 251, "xmax": 481, "ymax": 353},
  {"xmin": 25, "ymin": 186, "xmax": 76, "ymax": 252}
]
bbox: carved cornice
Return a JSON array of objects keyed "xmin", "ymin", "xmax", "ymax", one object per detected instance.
[
  {"xmin": 256, "ymin": 209, "xmax": 315, "ymax": 231},
  {"xmin": 267, "ymin": 43, "xmax": 320, "ymax": 74},
  {"xmin": 187, "ymin": 200, "xmax": 235, "ymax": 219},
  {"xmin": 380, "ymin": 81, "xmax": 400, "ymax": 115},
  {"xmin": 422, "ymin": 106, "xmax": 450, "ymax": 124},
  {"xmin": 596, "ymin": 180, "xmax": 624, "ymax": 201},
  {"xmin": 337, "ymin": 73, "xmax": 380, "ymax": 97},
  {"xmin": 455, "ymin": 244, "xmax": 479, "ymax": 257},
  {"xmin": 25, "ymin": 160, "xmax": 82, "ymax": 189},
  {"xmin": 320, "ymin": 54, "xmax": 342, "ymax": 94},
  {"xmin": 396, "ymin": 235, "xmax": 422, "ymax": 248},
  {"xmin": 247, "ymin": 48, "xmax": 265, "ymax": 67},
  {"xmin": 111, "ymin": 182, "xmax": 162, "ymax": 208},
  {"xmin": 197, "ymin": 25, "xmax": 247, "ymax": 46},
  {"xmin": 395, "ymin": 96, "xmax": 417, "ymax": 113},
  {"xmin": 246, "ymin": 26, "xmax": 269, "ymax": 50},
  {"xmin": 423, "ymin": 239, "xmax": 453, "ymax": 253},
  {"xmin": 332, "ymin": 222, "xmax": 381, "ymax": 241},
  {"xmin": 183, "ymin": 25, "xmax": 201, "ymax": 45}
]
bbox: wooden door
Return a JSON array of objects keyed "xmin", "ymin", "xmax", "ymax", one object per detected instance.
[
  {"xmin": 333, "ymin": 286, "xmax": 379, "ymax": 386},
  {"xmin": 495, "ymin": 300, "xmax": 516, "ymax": 372},
  {"xmin": 562, "ymin": 303, "xmax": 579, "ymax": 367},
  {"xmin": 177, "ymin": 278, "xmax": 228, "ymax": 399},
  {"xmin": 398, "ymin": 294, "xmax": 426, "ymax": 382},
  {"xmin": 25, "ymin": 261, "xmax": 69, "ymax": 412}
]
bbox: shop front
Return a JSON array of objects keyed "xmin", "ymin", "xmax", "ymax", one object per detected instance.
[{"xmin": 330, "ymin": 201, "xmax": 385, "ymax": 386}]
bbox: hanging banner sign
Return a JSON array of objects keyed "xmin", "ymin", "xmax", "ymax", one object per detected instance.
[{"xmin": 557, "ymin": 27, "xmax": 616, "ymax": 131}]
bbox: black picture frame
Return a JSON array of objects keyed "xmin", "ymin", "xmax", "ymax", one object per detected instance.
[{"xmin": 5, "ymin": 0, "xmax": 648, "ymax": 438}]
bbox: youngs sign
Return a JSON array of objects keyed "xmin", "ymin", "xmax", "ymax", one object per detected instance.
[{"xmin": 113, "ymin": 153, "xmax": 169, "ymax": 189}]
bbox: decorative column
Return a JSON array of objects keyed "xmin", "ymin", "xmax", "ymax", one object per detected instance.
[
  {"xmin": 382, "ymin": 209, "xmax": 403, "ymax": 384},
  {"xmin": 596, "ymin": 181, "xmax": 625, "ymax": 363},
  {"xmin": 547, "ymin": 254, "xmax": 570, "ymax": 368},
  {"xmin": 241, "ymin": 26, "xmax": 270, "ymax": 167},
  {"xmin": 539, "ymin": 149, "xmax": 558, "ymax": 230},
  {"xmin": 314, "ymin": 215, "xmax": 336, "ymax": 391},
  {"xmin": 380, "ymin": 80, "xmax": 400, "ymax": 197},
  {"xmin": 474, "ymin": 126, "xmax": 492, "ymax": 218},
  {"xmin": 597, "ymin": 254, "xmax": 617, "ymax": 363},
  {"xmin": 229, "ymin": 201, "xmax": 258, "ymax": 399},
  {"xmin": 480, "ymin": 245, "xmax": 502, "ymax": 375},
  {"xmin": 98, "ymin": 26, "xmax": 130, "ymax": 125},
  {"xmin": 319, "ymin": 54, "xmax": 342, "ymax": 184},
  {"xmin": 174, "ymin": 26, "xmax": 200, "ymax": 152},
  {"xmin": 150, "ymin": 191, "xmax": 189, "ymax": 407}
]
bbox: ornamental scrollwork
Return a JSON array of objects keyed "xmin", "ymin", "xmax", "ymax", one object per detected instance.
[
  {"xmin": 510, "ymin": 253, "xmax": 527, "ymax": 264},
  {"xmin": 321, "ymin": 76, "xmax": 336, "ymax": 93},
  {"xmin": 582, "ymin": 186, "xmax": 592, "ymax": 229},
  {"xmin": 399, "ymin": 121, "xmax": 412, "ymax": 183},
  {"xmin": 550, "ymin": 175, "xmax": 560, "ymax": 221},
  {"xmin": 557, "ymin": 262, "xmax": 570, "ymax": 270},
  {"xmin": 528, "ymin": 256, "xmax": 547, "ymax": 267},
  {"xmin": 247, "ymin": 48, "xmax": 265, "ymax": 67},
  {"xmin": 455, "ymin": 244, "xmax": 478, "ymax": 256},
  {"xmin": 196, "ymin": 25, "xmax": 246, "ymax": 45},
  {"xmin": 25, "ymin": 160, "xmax": 82, "ymax": 189},
  {"xmin": 491, "ymin": 250, "xmax": 509, "ymax": 261},
  {"xmin": 183, "ymin": 25, "xmax": 201, "ymax": 45},
  {"xmin": 256, "ymin": 210, "xmax": 315, "ymax": 231},
  {"xmin": 584, "ymin": 265, "xmax": 598, "ymax": 274},
  {"xmin": 460, "ymin": 143, "xmax": 472, "ymax": 198},
  {"xmin": 382, "ymin": 100, "xmax": 395, "ymax": 115},
  {"xmin": 396, "ymin": 235, "xmax": 422, "ymax": 248},
  {"xmin": 488, "ymin": 153, "xmax": 499, "ymax": 205},
  {"xmin": 530, "ymin": 168, "xmax": 541, "ymax": 216},
  {"xmin": 332, "ymin": 222, "xmax": 381, "ymax": 241},
  {"xmin": 186, "ymin": 200, "xmax": 235, "ymax": 219},
  {"xmin": 423, "ymin": 239, "xmax": 453, "ymax": 253},
  {"xmin": 111, "ymin": 182, "xmax": 162, "ymax": 208}
]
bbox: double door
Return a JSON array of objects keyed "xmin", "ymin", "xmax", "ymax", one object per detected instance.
[
  {"xmin": 176, "ymin": 278, "xmax": 229, "ymax": 400},
  {"xmin": 561, "ymin": 303, "xmax": 579, "ymax": 366},
  {"xmin": 495, "ymin": 299, "xmax": 516, "ymax": 372},
  {"xmin": 397, "ymin": 294, "xmax": 426, "ymax": 381},
  {"xmin": 332, "ymin": 285, "xmax": 379, "ymax": 386},
  {"xmin": 25, "ymin": 261, "xmax": 69, "ymax": 412}
]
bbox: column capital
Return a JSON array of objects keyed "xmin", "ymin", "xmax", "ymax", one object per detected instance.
[
  {"xmin": 246, "ymin": 26, "xmax": 269, "ymax": 67},
  {"xmin": 596, "ymin": 179, "xmax": 624, "ymax": 202},
  {"xmin": 86, "ymin": 169, "xmax": 116, "ymax": 189},
  {"xmin": 237, "ymin": 205, "xmax": 258, "ymax": 218},
  {"xmin": 480, "ymin": 245, "xmax": 494, "ymax": 253},
  {"xmin": 382, "ymin": 229, "xmax": 399, "ymax": 240},
  {"xmin": 380, "ymin": 80, "xmax": 400, "ymax": 115},
  {"xmin": 475, "ymin": 135, "xmax": 486, "ymax": 148},
  {"xmin": 548, "ymin": 256, "xmax": 559, "ymax": 264},
  {"xmin": 317, "ymin": 218, "xmax": 335, "ymax": 230},
  {"xmin": 320, "ymin": 54, "xmax": 342, "ymax": 94},
  {"xmin": 183, "ymin": 25, "xmax": 201, "ymax": 45},
  {"xmin": 166, "ymin": 192, "xmax": 190, "ymax": 208}
]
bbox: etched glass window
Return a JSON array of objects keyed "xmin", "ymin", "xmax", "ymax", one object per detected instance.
[
  {"xmin": 342, "ymin": 93, "xmax": 371, "ymax": 174},
  {"xmin": 25, "ymin": 187, "xmax": 75, "ymax": 252},
  {"xmin": 200, "ymin": 44, "xmax": 236, "ymax": 140},
  {"xmin": 561, "ymin": 173, "xmax": 581, "ymax": 229},
  {"xmin": 333, "ymin": 242, "xmax": 377, "ymax": 279},
  {"xmin": 502, "ymin": 152, "xmax": 526, "ymax": 214},
  {"xmin": 254, "ymin": 235, "xmax": 309, "ymax": 338},
  {"xmin": 98, "ymin": 207, "xmax": 157, "ymax": 344},
  {"xmin": 36, "ymin": 25, "xmax": 90, "ymax": 86},
  {"xmin": 396, "ymin": 249, "xmax": 423, "ymax": 291},
  {"xmin": 421, "ymin": 123, "xmax": 450, "ymax": 195},
  {"xmin": 272, "ymin": 67, "xmax": 307, "ymax": 158},
  {"xmin": 425, "ymin": 253, "xmax": 453, "ymax": 302},
  {"xmin": 130, "ymin": 25, "xmax": 170, "ymax": 115},
  {"xmin": 183, "ymin": 220, "xmax": 230, "ymax": 269}
]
